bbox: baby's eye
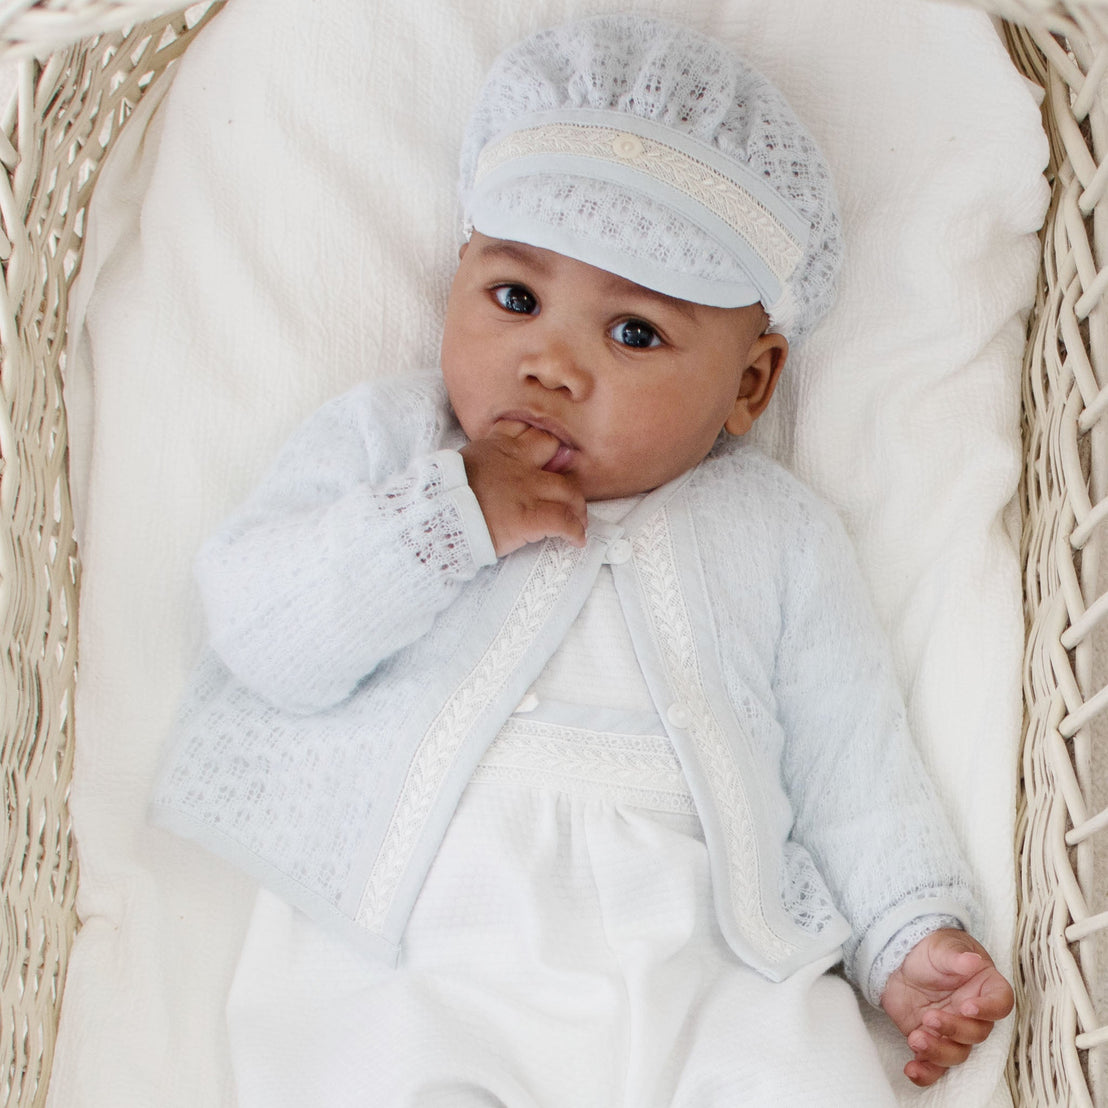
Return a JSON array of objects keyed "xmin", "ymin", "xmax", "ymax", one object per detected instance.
[
  {"xmin": 493, "ymin": 285, "xmax": 538, "ymax": 314},
  {"xmin": 611, "ymin": 319, "xmax": 662, "ymax": 349}
]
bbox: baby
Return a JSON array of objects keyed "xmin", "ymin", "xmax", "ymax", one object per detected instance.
[{"xmin": 154, "ymin": 15, "xmax": 1013, "ymax": 1105}]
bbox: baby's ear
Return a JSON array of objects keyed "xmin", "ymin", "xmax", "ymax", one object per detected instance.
[{"xmin": 724, "ymin": 333, "xmax": 788, "ymax": 436}]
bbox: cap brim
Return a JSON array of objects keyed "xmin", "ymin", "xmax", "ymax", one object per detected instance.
[{"xmin": 468, "ymin": 200, "xmax": 766, "ymax": 310}]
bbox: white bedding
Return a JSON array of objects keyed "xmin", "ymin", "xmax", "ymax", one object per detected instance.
[{"xmin": 50, "ymin": 0, "xmax": 1048, "ymax": 1104}]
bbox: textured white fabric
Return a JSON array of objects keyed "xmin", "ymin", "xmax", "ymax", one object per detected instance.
[
  {"xmin": 528, "ymin": 496, "xmax": 653, "ymax": 711},
  {"xmin": 527, "ymin": 568, "xmax": 655, "ymax": 710},
  {"xmin": 51, "ymin": 0, "xmax": 1046, "ymax": 1105},
  {"xmin": 228, "ymin": 775, "xmax": 898, "ymax": 1108},
  {"xmin": 461, "ymin": 15, "xmax": 841, "ymax": 333}
]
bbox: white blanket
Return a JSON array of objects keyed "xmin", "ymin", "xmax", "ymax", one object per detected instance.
[{"xmin": 50, "ymin": 0, "xmax": 1047, "ymax": 1104}]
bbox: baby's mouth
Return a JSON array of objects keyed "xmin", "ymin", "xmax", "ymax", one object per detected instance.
[
  {"xmin": 499, "ymin": 410, "xmax": 577, "ymax": 473},
  {"xmin": 542, "ymin": 442, "xmax": 575, "ymax": 474}
]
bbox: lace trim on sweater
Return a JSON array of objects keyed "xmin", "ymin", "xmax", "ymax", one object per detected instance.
[
  {"xmin": 631, "ymin": 507, "xmax": 793, "ymax": 962},
  {"xmin": 356, "ymin": 540, "xmax": 581, "ymax": 932}
]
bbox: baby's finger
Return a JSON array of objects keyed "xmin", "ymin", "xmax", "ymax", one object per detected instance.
[
  {"xmin": 960, "ymin": 972, "xmax": 1016, "ymax": 1022},
  {"xmin": 907, "ymin": 1027, "xmax": 971, "ymax": 1071},
  {"xmin": 920, "ymin": 939, "xmax": 988, "ymax": 987},
  {"xmin": 516, "ymin": 498, "xmax": 588, "ymax": 548},
  {"xmin": 924, "ymin": 1004, "xmax": 1001, "ymax": 1043},
  {"xmin": 904, "ymin": 1058, "xmax": 947, "ymax": 1088},
  {"xmin": 537, "ymin": 470, "xmax": 588, "ymax": 535},
  {"xmin": 922, "ymin": 1010, "xmax": 994, "ymax": 1047},
  {"xmin": 488, "ymin": 420, "xmax": 566, "ymax": 469},
  {"xmin": 487, "ymin": 418, "xmax": 531, "ymax": 439}
]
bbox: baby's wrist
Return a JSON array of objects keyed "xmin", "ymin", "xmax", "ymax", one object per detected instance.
[
  {"xmin": 868, "ymin": 914, "xmax": 964, "ymax": 1006},
  {"xmin": 420, "ymin": 449, "xmax": 498, "ymax": 570}
]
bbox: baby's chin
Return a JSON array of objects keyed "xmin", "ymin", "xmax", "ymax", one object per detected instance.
[{"xmin": 577, "ymin": 472, "xmax": 664, "ymax": 502}]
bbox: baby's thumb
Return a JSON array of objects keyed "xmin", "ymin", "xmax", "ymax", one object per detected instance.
[{"xmin": 934, "ymin": 935, "xmax": 986, "ymax": 980}]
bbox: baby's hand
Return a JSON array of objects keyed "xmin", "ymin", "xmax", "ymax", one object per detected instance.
[
  {"xmin": 880, "ymin": 929, "xmax": 1014, "ymax": 1087},
  {"xmin": 461, "ymin": 420, "xmax": 588, "ymax": 557}
]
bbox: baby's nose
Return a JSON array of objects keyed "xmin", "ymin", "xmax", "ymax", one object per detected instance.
[{"xmin": 521, "ymin": 341, "xmax": 592, "ymax": 398}]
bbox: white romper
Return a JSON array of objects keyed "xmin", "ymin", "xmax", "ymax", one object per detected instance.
[{"xmin": 226, "ymin": 501, "xmax": 900, "ymax": 1108}]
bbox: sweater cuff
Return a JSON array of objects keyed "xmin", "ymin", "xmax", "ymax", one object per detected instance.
[
  {"xmin": 863, "ymin": 913, "xmax": 965, "ymax": 1007},
  {"xmin": 851, "ymin": 895, "xmax": 974, "ymax": 1007},
  {"xmin": 433, "ymin": 450, "xmax": 498, "ymax": 569}
]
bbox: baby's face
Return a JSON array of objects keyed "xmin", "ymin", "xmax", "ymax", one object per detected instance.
[{"xmin": 441, "ymin": 233, "xmax": 786, "ymax": 501}]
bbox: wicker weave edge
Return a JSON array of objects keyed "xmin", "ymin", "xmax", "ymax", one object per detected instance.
[
  {"xmin": 0, "ymin": 9, "xmax": 222, "ymax": 1108},
  {"xmin": 1000, "ymin": 6, "xmax": 1108, "ymax": 1104},
  {"xmin": 0, "ymin": 2, "xmax": 196, "ymax": 61},
  {"xmin": 0, "ymin": 2, "xmax": 1102, "ymax": 1107}
]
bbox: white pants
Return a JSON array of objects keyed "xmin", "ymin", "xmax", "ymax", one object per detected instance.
[{"xmin": 227, "ymin": 746, "xmax": 898, "ymax": 1108}]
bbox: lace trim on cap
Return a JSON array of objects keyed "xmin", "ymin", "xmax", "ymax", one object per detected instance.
[{"xmin": 473, "ymin": 110, "xmax": 807, "ymax": 295}]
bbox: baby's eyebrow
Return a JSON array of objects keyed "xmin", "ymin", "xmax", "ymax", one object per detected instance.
[
  {"xmin": 600, "ymin": 272, "xmax": 699, "ymax": 321},
  {"xmin": 474, "ymin": 239, "xmax": 552, "ymax": 274}
]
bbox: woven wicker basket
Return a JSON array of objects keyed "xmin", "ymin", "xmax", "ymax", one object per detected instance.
[{"xmin": 1, "ymin": 1, "xmax": 1106, "ymax": 1105}]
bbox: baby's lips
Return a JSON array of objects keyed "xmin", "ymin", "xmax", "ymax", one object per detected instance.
[{"xmin": 542, "ymin": 442, "xmax": 574, "ymax": 473}]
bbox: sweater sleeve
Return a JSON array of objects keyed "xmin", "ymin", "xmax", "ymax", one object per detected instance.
[
  {"xmin": 195, "ymin": 379, "xmax": 497, "ymax": 714},
  {"xmin": 771, "ymin": 495, "xmax": 978, "ymax": 997}
]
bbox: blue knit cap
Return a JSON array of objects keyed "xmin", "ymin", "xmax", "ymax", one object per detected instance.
[{"xmin": 459, "ymin": 14, "xmax": 843, "ymax": 342}]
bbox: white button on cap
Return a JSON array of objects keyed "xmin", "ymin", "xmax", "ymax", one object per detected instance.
[
  {"xmin": 667, "ymin": 703, "xmax": 692, "ymax": 728},
  {"xmin": 606, "ymin": 538, "xmax": 633, "ymax": 565},
  {"xmin": 612, "ymin": 133, "xmax": 644, "ymax": 159}
]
